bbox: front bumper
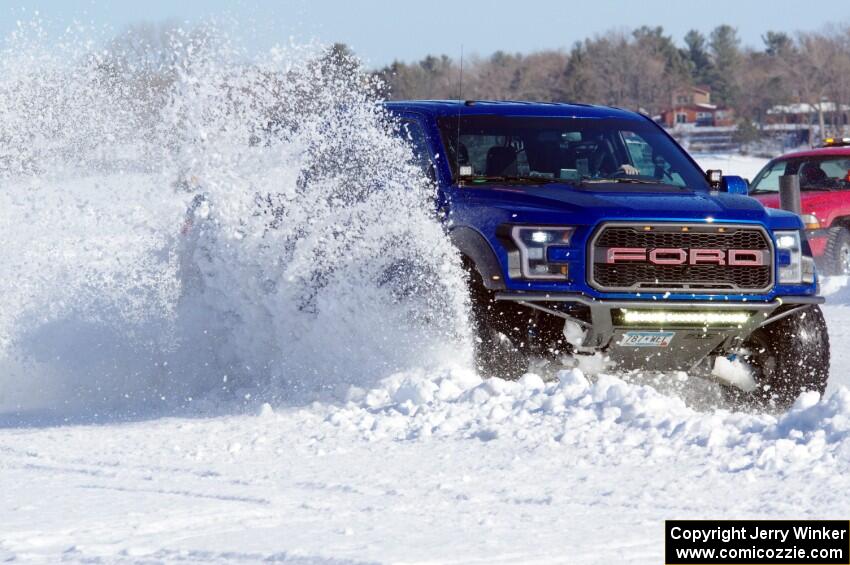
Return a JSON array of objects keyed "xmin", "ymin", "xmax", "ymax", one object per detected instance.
[{"xmin": 495, "ymin": 292, "xmax": 824, "ymax": 373}]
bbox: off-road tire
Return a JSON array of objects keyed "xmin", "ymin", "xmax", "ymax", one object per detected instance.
[
  {"xmin": 823, "ymin": 226, "xmax": 850, "ymax": 276},
  {"xmin": 466, "ymin": 266, "xmax": 530, "ymax": 380},
  {"xmin": 724, "ymin": 305, "xmax": 829, "ymax": 410}
]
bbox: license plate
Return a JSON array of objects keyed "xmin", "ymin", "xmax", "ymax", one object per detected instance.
[{"xmin": 619, "ymin": 331, "xmax": 675, "ymax": 347}]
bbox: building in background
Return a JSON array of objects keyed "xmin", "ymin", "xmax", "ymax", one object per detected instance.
[
  {"xmin": 659, "ymin": 86, "xmax": 735, "ymax": 128},
  {"xmin": 765, "ymin": 102, "xmax": 850, "ymax": 129}
]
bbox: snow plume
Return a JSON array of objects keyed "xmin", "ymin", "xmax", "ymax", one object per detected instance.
[{"xmin": 0, "ymin": 22, "xmax": 470, "ymax": 420}]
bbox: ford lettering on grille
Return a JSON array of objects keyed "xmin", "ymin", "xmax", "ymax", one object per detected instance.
[
  {"xmin": 589, "ymin": 224, "xmax": 774, "ymax": 292},
  {"xmin": 605, "ymin": 248, "xmax": 768, "ymax": 266}
]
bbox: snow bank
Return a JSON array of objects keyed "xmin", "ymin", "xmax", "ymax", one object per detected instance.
[{"xmin": 320, "ymin": 368, "xmax": 850, "ymax": 474}]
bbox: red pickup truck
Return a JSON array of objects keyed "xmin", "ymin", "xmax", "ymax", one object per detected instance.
[{"xmin": 749, "ymin": 138, "xmax": 850, "ymax": 275}]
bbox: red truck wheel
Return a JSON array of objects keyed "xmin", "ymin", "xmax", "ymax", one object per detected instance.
[{"xmin": 824, "ymin": 226, "xmax": 850, "ymax": 276}]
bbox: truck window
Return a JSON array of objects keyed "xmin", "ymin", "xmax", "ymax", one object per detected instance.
[
  {"xmin": 749, "ymin": 161, "xmax": 787, "ymax": 192},
  {"xmin": 750, "ymin": 156, "xmax": 850, "ymax": 193},
  {"xmin": 437, "ymin": 115, "xmax": 708, "ymax": 189},
  {"xmin": 459, "ymin": 134, "xmax": 532, "ymax": 176},
  {"xmin": 398, "ymin": 119, "xmax": 436, "ymax": 181},
  {"xmin": 621, "ymin": 130, "xmax": 685, "ymax": 186}
]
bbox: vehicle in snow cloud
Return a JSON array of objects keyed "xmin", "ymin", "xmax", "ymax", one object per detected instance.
[{"xmin": 180, "ymin": 99, "xmax": 829, "ymax": 409}]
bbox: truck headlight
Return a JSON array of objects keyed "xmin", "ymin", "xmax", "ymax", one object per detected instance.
[
  {"xmin": 511, "ymin": 226, "xmax": 573, "ymax": 279},
  {"xmin": 775, "ymin": 230, "xmax": 815, "ymax": 284}
]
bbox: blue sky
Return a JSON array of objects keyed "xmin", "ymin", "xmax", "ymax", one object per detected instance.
[{"xmin": 2, "ymin": 0, "xmax": 848, "ymax": 67}]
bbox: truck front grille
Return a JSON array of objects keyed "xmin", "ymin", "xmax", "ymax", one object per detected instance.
[{"xmin": 588, "ymin": 223, "xmax": 773, "ymax": 292}]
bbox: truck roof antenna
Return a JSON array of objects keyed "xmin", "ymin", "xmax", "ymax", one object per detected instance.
[
  {"xmin": 458, "ymin": 45, "xmax": 464, "ymax": 101},
  {"xmin": 456, "ymin": 45, "xmax": 463, "ymax": 181}
]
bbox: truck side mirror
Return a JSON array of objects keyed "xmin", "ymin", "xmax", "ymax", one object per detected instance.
[
  {"xmin": 778, "ymin": 174, "xmax": 801, "ymax": 214},
  {"xmin": 706, "ymin": 169, "xmax": 722, "ymax": 188},
  {"xmin": 722, "ymin": 175, "xmax": 748, "ymax": 195}
]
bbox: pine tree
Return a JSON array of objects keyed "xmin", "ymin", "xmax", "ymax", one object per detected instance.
[
  {"xmin": 683, "ymin": 30, "xmax": 712, "ymax": 85},
  {"xmin": 707, "ymin": 25, "xmax": 742, "ymax": 107}
]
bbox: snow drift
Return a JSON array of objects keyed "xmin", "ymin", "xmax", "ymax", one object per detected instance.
[{"xmin": 324, "ymin": 366, "xmax": 850, "ymax": 474}]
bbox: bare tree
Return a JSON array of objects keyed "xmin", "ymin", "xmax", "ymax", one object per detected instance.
[
  {"xmin": 375, "ymin": 22, "xmax": 850, "ymax": 136},
  {"xmin": 784, "ymin": 31, "xmax": 837, "ymax": 136}
]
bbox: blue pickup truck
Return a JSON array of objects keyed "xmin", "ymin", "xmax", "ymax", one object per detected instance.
[{"xmin": 385, "ymin": 100, "xmax": 829, "ymax": 409}]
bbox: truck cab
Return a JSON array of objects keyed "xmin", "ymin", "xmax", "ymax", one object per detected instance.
[{"xmin": 385, "ymin": 100, "xmax": 828, "ymax": 409}]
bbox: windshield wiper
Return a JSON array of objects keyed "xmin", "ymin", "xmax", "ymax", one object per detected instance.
[
  {"xmin": 579, "ymin": 176, "xmax": 684, "ymax": 188},
  {"xmin": 459, "ymin": 175, "xmax": 562, "ymax": 185}
]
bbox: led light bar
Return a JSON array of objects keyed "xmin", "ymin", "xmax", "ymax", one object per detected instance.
[{"xmin": 620, "ymin": 310, "xmax": 751, "ymax": 326}]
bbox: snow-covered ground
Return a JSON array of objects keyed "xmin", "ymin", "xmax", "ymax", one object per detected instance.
[
  {"xmin": 2, "ymin": 376, "xmax": 849, "ymax": 564},
  {"xmin": 1, "ymin": 28, "xmax": 848, "ymax": 562},
  {"xmin": 695, "ymin": 153, "xmax": 769, "ymax": 182},
  {"xmin": 2, "ymin": 302, "xmax": 850, "ymax": 564}
]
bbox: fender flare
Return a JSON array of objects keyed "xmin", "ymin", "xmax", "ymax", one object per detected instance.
[{"xmin": 449, "ymin": 226, "xmax": 505, "ymax": 290}]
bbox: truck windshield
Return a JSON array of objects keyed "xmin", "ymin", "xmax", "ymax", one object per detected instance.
[
  {"xmin": 750, "ymin": 155, "xmax": 850, "ymax": 193},
  {"xmin": 437, "ymin": 115, "xmax": 709, "ymax": 189}
]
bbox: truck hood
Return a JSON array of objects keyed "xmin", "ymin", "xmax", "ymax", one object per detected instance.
[{"xmin": 454, "ymin": 182, "xmax": 788, "ymax": 225}]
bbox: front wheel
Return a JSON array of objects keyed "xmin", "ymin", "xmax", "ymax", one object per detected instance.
[
  {"xmin": 466, "ymin": 267, "xmax": 531, "ymax": 380},
  {"xmin": 723, "ymin": 305, "xmax": 830, "ymax": 410}
]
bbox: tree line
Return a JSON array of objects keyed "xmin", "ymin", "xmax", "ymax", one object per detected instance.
[
  {"xmin": 81, "ymin": 21, "xmax": 850, "ymax": 137},
  {"xmin": 375, "ymin": 24, "xmax": 850, "ymax": 133}
]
